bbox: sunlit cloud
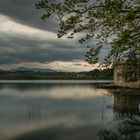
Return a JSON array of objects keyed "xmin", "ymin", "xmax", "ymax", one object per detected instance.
[
  {"xmin": 0, "ymin": 60, "xmax": 99, "ymax": 72},
  {"xmin": 43, "ymin": 60, "xmax": 99, "ymax": 72},
  {"xmin": 0, "ymin": 14, "xmax": 59, "ymax": 41},
  {"xmin": 0, "ymin": 14, "xmax": 82, "ymax": 43}
]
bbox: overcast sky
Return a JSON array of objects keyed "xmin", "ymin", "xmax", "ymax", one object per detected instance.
[{"xmin": 0, "ymin": 0, "xmax": 102, "ymax": 72}]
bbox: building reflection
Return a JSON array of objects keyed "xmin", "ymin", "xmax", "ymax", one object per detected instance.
[
  {"xmin": 99, "ymin": 91, "xmax": 140, "ymax": 140},
  {"xmin": 113, "ymin": 93, "xmax": 140, "ymax": 117}
]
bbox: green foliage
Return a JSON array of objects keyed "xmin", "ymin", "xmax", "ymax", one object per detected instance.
[{"xmin": 36, "ymin": 0, "xmax": 140, "ymax": 65}]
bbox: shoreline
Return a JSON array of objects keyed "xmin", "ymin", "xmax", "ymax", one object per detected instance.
[{"xmin": 0, "ymin": 79, "xmax": 114, "ymax": 84}]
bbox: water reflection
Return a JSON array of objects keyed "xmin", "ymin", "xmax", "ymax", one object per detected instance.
[
  {"xmin": 0, "ymin": 83, "xmax": 114, "ymax": 140},
  {"xmin": 28, "ymin": 105, "xmax": 43, "ymax": 123},
  {"xmin": 0, "ymin": 83, "xmax": 109, "ymax": 99},
  {"xmin": 114, "ymin": 93, "xmax": 140, "ymax": 117},
  {"xmin": 0, "ymin": 82, "xmax": 139, "ymax": 140},
  {"xmin": 99, "ymin": 90, "xmax": 140, "ymax": 140}
]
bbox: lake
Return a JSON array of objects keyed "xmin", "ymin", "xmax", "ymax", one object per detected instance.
[{"xmin": 0, "ymin": 80, "xmax": 140, "ymax": 140}]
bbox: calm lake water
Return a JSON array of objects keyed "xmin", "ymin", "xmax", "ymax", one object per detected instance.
[{"xmin": 0, "ymin": 80, "xmax": 140, "ymax": 140}]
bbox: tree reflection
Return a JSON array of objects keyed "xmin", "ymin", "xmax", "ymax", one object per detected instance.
[{"xmin": 99, "ymin": 91, "xmax": 140, "ymax": 140}]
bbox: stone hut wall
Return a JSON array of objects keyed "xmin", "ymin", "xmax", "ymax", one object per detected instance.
[{"xmin": 114, "ymin": 65, "xmax": 140, "ymax": 88}]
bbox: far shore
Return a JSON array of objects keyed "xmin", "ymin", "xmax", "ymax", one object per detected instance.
[{"xmin": 0, "ymin": 79, "xmax": 114, "ymax": 84}]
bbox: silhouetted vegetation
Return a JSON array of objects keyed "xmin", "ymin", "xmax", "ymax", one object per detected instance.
[
  {"xmin": 0, "ymin": 68, "xmax": 113, "ymax": 80},
  {"xmin": 36, "ymin": 0, "xmax": 140, "ymax": 66}
]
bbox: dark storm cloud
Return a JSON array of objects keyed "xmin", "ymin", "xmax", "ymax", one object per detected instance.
[
  {"xmin": 0, "ymin": 0, "xmax": 58, "ymax": 32},
  {"xmin": 0, "ymin": 0, "xmax": 91, "ymax": 66},
  {"xmin": 0, "ymin": 32, "xmax": 86, "ymax": 65},
  {"xmin": 0, "ymin": 0, "xmax": 107, "ymax": 70}
]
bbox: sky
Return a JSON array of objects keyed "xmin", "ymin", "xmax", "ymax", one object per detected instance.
[{"xmin": 0, "ymin": 0, "xmax": 102, "ymax": 72}]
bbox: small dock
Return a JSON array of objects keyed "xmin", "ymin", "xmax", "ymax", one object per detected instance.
[{"xmin": 96, "ymin": 83, "xmax": 120, "ymax": 89}]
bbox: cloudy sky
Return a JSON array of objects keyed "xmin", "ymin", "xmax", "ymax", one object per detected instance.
[{"xmin": 0, "ymin": 0, "xmax": 101, "ymax": 72}]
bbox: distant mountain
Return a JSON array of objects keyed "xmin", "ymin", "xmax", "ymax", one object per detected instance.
[{"xmin": 11, "ymin": 67, "xmax": 56, "ymax": 73}]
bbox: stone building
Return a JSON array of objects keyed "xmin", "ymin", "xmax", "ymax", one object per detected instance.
[{"xmin": 114, "ymin": 63, "xmax": 140, "ymax": 88}]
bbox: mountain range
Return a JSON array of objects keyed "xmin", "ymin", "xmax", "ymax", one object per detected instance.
[{"xmin": 10, "ymin": 67, "xmax": 56, "ymax": 72}]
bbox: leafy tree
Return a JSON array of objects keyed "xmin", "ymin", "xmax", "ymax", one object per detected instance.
[{"xmin": 36, "ymin": 0, "xmax": 140, "ymax": 66}]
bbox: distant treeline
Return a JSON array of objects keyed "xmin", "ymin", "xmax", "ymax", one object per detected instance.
[{"xmin": 0, "ymin": 68, "xmax": 113, "ymax": 80}]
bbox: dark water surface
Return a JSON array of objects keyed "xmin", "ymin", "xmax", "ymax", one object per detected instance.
[{"xmin": 0, "ymin": 81, "xmax": 140, "ymax": 140}]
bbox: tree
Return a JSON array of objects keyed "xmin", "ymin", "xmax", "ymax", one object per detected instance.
[{"xmin": 36, "ymin": 0, "xmax": 140, "ymax": 66}]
